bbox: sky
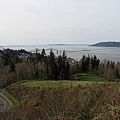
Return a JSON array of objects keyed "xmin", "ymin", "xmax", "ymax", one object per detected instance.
[{"xmin": 0, "ymin": 0, "xmax": 120, "ymax": 45}]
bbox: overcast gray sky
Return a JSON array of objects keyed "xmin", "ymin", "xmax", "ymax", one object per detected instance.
[{"xmin": 0, "ymin": 0, "xmax": 120, "ymax": 45}]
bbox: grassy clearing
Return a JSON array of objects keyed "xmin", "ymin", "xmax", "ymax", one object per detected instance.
[
  {"xmin": 22, "ymin": 80, "xmax": 70, "ymax": 88},
  {"xmin": 22, "ymin": 74, "xmax": 105, "ymax": 88},
  {"xmin": 3, "ymin": 81, "xmax": 120, "ymax": 119},
  {"xmin": 22, "ymin": 80, "xmax": 102, "ymax": 88},
  {"xmin": 2, "ymin": 91, "xmax": 19, "ymax": 108},
  {"xmin": 76, "ymin": 73, "xmax": 105, "ymax": 82}
]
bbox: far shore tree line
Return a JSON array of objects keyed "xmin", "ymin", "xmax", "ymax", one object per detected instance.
[{"xmin": 0, "ymin": 48, "xmax": 120, "ymax": 87}]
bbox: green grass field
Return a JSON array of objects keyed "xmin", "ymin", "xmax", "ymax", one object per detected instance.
[
  {"xmin": 22, "ymin": 80, "xmax": 95, "ymax": 88},
  {"xmin": 76, "ymin": 73, "xmax": 105, "ymax": 82},
  {"xmin": 22, "ymin": 74, "xmax": 105, "ymax": 88},
  {"xmin": 2, "ymin": 91, "xmax": 19, "ymax": 108}
]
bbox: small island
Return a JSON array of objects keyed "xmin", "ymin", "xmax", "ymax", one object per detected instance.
[{"xmin": 91, "ymin": 41, "xmax": 120, "ymax": 47}]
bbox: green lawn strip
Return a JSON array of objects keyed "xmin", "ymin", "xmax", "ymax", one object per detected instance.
[
  {"xmin": 22, "ymin": 80, "xmax": 102, "ymax": 88},
  {"xmin": 22, "ymin": 80, "xmax": 70, "ymax": 88},
  {"xmin": 76, "ymin": 73, "xmax": 105, "ymax": 82},
  {"xmin": 22, "ymin": 73, "xmax": 105, "ymax": 88},
  {"xmin": 2, "ymin": 91, "xmax": 19, "ymax": 108}
]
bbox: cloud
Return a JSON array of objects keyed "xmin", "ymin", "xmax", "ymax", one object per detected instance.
[{"xmin": 0, "ymin": 0, "xmax": 120, "ymax": 45}]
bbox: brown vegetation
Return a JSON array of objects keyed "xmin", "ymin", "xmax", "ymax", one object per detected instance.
[{"xmin": 0, "ymin": 82, "xmax": 119, "ymax": 119}]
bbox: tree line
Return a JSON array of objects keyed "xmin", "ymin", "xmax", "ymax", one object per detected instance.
[
  {"xmin": 0, "ymin": 49, "xmax": 70, "ymax": 86},
  {"xmin": 71, "ymin": 55, "xmax": 120, "ymax": 81},
  {"xmin": 0, "ymin": 48, "xmax": 120, "ymax": 87}
]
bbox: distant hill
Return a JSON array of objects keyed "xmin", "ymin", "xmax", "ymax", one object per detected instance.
[
  {"xmin": 91, "ymin": 41, "xmax": 120, "ymax": 47},
  {"xmin": 48, "ymin": 44, "xmax": 86, "ymax": 46}
]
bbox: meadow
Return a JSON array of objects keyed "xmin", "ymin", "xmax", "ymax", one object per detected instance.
[
  {"xmin": 22, "ymin": 73, "xmax": 105, "ymax": 88},
  {"xmin": 0, "ymin": 74, "xmax": 119, "ymax": 119},
  {"xmin": 4, "ymin": 81, "xmax": 120, "ymax": 120}
]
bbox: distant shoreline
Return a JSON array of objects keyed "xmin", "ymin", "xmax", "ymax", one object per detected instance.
[
  {"xmin": 0, "ymin": 44, "xmax": 88, "ymax": 47},
  {"xmin": 91, "ymin": 41, "xmax": 120, "ymax": 47}
]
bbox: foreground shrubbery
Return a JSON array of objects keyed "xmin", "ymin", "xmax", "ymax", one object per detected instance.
[{"xmin": 0, "ymin": 82, "xmax": 119, "ymax": 120}]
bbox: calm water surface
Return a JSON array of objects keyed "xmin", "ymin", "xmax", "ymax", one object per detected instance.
[{"xmin": 1, "ymin": 45, "xmax": 120, "ymax": 62}]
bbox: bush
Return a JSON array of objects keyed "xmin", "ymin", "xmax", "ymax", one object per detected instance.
[{"xmin": 0, "ymin": 83, "xmax": 119, "ymax": 119}]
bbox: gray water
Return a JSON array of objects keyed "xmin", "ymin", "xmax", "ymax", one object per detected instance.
[{"xmin": 1, "ymin": 45, "xmax": 120, "ymax": 62}]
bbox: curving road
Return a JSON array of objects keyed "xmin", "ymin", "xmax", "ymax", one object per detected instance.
[
  {"xmin": 0, "ymin": 97, "xmax": 5, "ymax": 111},
  {"xmin": 0, "ymin": 90, "xmax": 11, "ymax": 111}
]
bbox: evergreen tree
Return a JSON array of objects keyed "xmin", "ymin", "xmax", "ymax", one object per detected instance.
[
  {"xmin": 35, "ymin": 51, "xmax": 41, "ymax": 62},
  {"xmin": 2, "ymin": 53, "xmax": 10, "ymax": 66},
  {"xmin": 41, "ymin": 48, "xmax": 46, "ymax": 61},
  {"xmin": 48, "ymin": 50, "xmax": 58, "ymax": 80},
  {"xmin": 90, "ymin": 55, "xmax": 100, "ymax": 73},
  {"xmin": 116, "ymin": 68, "xmax": 120, "ymax": 79},
  {"xmin": 75, "ymin": 61, "xmax": 80, "ymax": 73},
  {"xmin": 57, "ymin": 55, "xmax": 63, "ymax": 79},
  {"xmin": 64, "ymin": 61, "xmax": 70, "ymax": 79},
  {"xmin": 9, "ymin": 61, "xmax": 16, "ymax": 72},
  {"xmin": 41, "ymin": 48, "xmax": 46, "ymax": 57},
  {"xmin": 81, "ymin": 55, "xmax": 87, "ymax": 73},
  {"xmin": 57, "ymin": 51, "xmax": 70, "ymax": 80},
  {"xmin": 33, "ymin": 68, "xmax": 39, "ymax": 79},
  {"xmin": 62, "ymin": 50, "xmax": 68, "ymax": 79},
  {"xmin": 62, "ymin": 50, "xmax": 67, "ymax": 62},
  {"xmin": 81, "ymin": 55, "xmax": 85, "ymax": 73}
]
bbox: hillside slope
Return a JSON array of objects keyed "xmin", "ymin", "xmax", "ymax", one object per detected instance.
[
  {"xmin": 0, "ymin": 82, "xmax": 119, "ymax": 119},
  {"xmin": 91, "ymin": 41, "xmax": 120, "ymax": 47}
]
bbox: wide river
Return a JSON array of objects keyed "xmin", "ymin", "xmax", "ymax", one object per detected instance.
[{"xmin": 1, "ymin": 45, "xmax": 120, "ymax": 62}]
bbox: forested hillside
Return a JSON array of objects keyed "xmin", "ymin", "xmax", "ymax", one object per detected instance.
[
  {"xmin": 91, "ymin": 41, "xmax": 120, "ymax": 47},
  {"xmin": 0, "ymin": 82, "xmax": 119, "ymax": 119},
  {"xmin": 0, "ymin": 48, "xmax": 120, "ymax": 87},
  {"xmin": 0, "ymin": 48, "xmax": 120, "ymax": 119}
]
